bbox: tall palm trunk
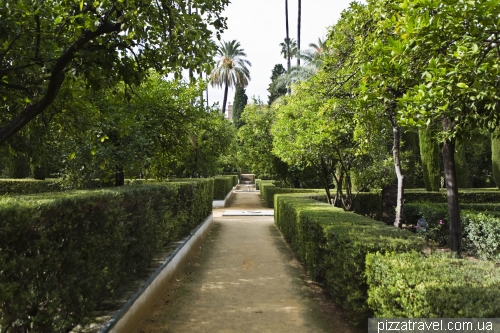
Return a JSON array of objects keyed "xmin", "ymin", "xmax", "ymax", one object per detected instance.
[
  {"xmin": 297, "ymin": 0, "xmax": 301, "ymax": 67},
  {"xmin": 285, "ymin": 0, "xmax": 291, "ymax": 94},
  {"xmin": 222, "ymin": 79, "xmax": 229, "ymax": 115}
]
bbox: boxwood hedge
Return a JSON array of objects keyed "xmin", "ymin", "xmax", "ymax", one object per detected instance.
[
  {"xmin": 0, "ymin": 179, "xmax": 213, "ymax": 332},
  {"xmin": 366, "ymin": 251, "xmax": 500, "ymax": 318},
  {"xmin": 260, "ymin": 182, "xmax": 323, "ymax": 208},
  {"xmin": 213, "ymin": 176, "xmax": 235, "ymax": 200},
  {"xmin": 274, "ymin": 194, "xmax": 425, "ymax": 324}
]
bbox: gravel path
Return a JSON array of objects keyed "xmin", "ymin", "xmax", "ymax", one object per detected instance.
[{"xmin": 134, "ymin": 187, "xmax": 361, "ymax": 333}]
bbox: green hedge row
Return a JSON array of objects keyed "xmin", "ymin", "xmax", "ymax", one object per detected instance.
[
  {"xmin": 349, "ymin": 190, "xmax": 500, "ymax": 224},
  {"xmin": 366, "ymin": 251, "xmax": 500, "ymax": 318},
  {"xmin": 0, "ymin": 179, "xmax": 64, "ymax": 195},
  {"xmin": 260, "ymin": 182, "xmax": 323, "ymax": 208},
  {"xmin": 256, "ymin": 179, "xmax": 272, "ymax": 192},
  {"xmin": 213, "ymin": 176, "xmax": 235, "ymax": 200},
  {"xmin": 0, "ymin": 178, "xmax": 159, "ymax": 196},
  {"xmin": 405, "ymin": 189, "xmax": 500, "ymax": 203},
  {"xmin": 274, "ymin": 194, "xmax": 425, "ymax": 323},
  {"xmin": 0, "ymin": 179, "xmax": 213, "ymax": 332},
  {"xmin": 404, "ymin": 202, "xmax": 500, "ymax": 261},
  {"xmin": 351, "ymin": 192, "xmax": 383, "ymax": 221}
]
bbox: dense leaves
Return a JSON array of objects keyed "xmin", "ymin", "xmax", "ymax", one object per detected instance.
[{"xmin": 0, "ymin": 0, "xmax": 230, "ymax": 143}]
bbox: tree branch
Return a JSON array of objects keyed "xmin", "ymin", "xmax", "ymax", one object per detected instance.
[{"xmin": 0, "ymin": 22, "xmax": 121, "ymax": 145}]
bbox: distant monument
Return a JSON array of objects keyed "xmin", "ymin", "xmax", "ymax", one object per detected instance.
[{"xmin": 226, "ymin": 103, "xmax": 233, "ymax": 123}]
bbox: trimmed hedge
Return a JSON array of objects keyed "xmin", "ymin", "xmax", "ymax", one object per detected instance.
[
  {"xmin": 404, "ymin": 189, "xmax": 500, "ymax": 204},
  {"xmin": 366, "ymin": 251, "xmax": 500, "ymax": 318},
  {"xmin": 351, "ymin": 191, "xmax": 383, "ymax": 221},
  {"xmin": 0, "ymin": 179, "xmax": 213, "ymax": 332},
  {"xmin": 0, "ymin": 178, "xmax": 158, "ymax": 196},
  {"xmin": 213, "ymin": 176, "xmax": 235, "ymax": 200},
  {"xmin": 345, "ymin": 190, "xmax": 499, "ymax": 225},
  {"xmin": 274, "ymin": 194, "xmax": 425, "ymax": 323},
  {"xmin": 260, "ymin": 182, "xmax": 323, "ymax": 208},
  {"xmin": 0, "ymin": 179, "xmax": 64, "ymax": 195}
]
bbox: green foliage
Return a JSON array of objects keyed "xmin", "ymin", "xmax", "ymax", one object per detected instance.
[
  {"xmin": 462, "ymin": 211, "xmax": 500, "ymax": 262},
  {"xmin": 213, "ymin": 176, "xmax": 234, "ymax": 200},
  {"xmin": 238, "ymin": 102, "xmax": 288, "ymax": 180},
  {"xmin": 0, "ymin": 180, "xmax": 213, "ymax": 331},
  {"xmin": 404, "ymin": 202, "xmax": 500, "ymax": 259},
  {"xmin": 465, "ymin": 128, "xmax": 492, "ymax": 188},
  {"xmin": 402, "ymin": 130, "xmax": 421, "ymax": 189},
  {"xmin": 267, "ymin": 64, "xmax": 287, "ymax": 105},
  {"xmin": 404, "ymin": 189, "xmax": 500, "ymax": 204},
  {"xmin": 0, "ymin": 179, "xmax": 64, "ymax": 195},
  {"xmin": 351, "ymin": 192, "xmax": 383, "ymax": 221},
  {"xmin": 7, "ymin": 154, "xmax": 30, "ymax": 179},
  {"xmin": 266, "ymin": 187, "xmax": 323, "ymax": 208},
  {"xmin": 172, "ymin": 110, "xmax": 237, "ymax": 178},
  {"xmin": 455, "ymin": 141, "xmax": 469, "ymax": 188},
  {"xmin": 274, "ymin": 194, "xmax": 425, "ymax": 324},
  {"xmin": 366, "ymin": 251, "xmax": 500, "ymax": 318},
  {"xmin": 232, "ymin": 86, "xmax": 248, "ymax": 128},
  {"xmin": 209, "ymin": 40, "xmax": 251, "ymax": 114},
  {"xmin": 418, "ymin": 124, "xmax": 441, "ymax": 191},
  {"xmin": 26, "ymin": 75, "xmax": 226, "ymax": 187},
  {"xmin": 403, "ymin": 202, "xmax": 450, "ymax": 245},
  {"xmin": 492, "ymin": 127, "xmax": 500, "ymax": 189},
  {"xmin": 0, "ymin": 0, "xmax": 229, "ymax": 143}
]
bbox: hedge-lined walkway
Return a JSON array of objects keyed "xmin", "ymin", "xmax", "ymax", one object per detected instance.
[{"xmin": 134, "ymin": 186, "xmax": 360, "ymax": 333}]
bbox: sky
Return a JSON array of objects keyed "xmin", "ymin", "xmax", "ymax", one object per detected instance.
[{"xmin": 206, "ymin": 0, "xmax": 358, "ymax": 112}]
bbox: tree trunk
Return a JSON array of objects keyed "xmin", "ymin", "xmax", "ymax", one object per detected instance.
[
  {"xmin": 285, "ymin": 0, "xmax": 291, "ymax": 94},
  {"xmin": 115, "ymin": 165, "xmax": 124, "ymax": 186},
  {"xmin": 442, "ymin": 116, "xmax": 461, "ymax": 255},
  {"xmin": 222, "ymin": 80, "xmax": 229, "ymax": 115},
  {"xmin": 391, "ymin": 119, "xmax": 404, "ymax": 228},
  {"xmin": 297, "ymin": 0, "xmax": 301, "ymax": 67}
]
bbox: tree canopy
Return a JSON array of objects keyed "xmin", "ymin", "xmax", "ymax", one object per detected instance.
[{"xmin": 0, "ymin": 0, "xmax": 229, "ymax": 144}]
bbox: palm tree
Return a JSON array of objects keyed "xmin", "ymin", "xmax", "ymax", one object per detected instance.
[
  {"xmin": 297, "ymin": 0, "xmax": 301, "ymax": 67},
  {"xmin": 209, "ymin": 40, "xmax": 251, "ymax": 114},
  {"xmin": 285, "ymin": 0, "xmax": 291, "ymax": 73},
  {"xmin": 272, "ymin": 37, "xmax": 328, "ymax": 92},
  {"xmin": 279, "ymin": 38, "xmax": 297, "ymax": 60}
]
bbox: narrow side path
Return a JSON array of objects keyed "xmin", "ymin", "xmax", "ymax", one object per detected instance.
[{"xmin": 135, "ymin": 187, "xmax": 360, "ymax": 333}]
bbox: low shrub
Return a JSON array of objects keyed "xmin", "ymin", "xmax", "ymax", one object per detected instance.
[
  {"xmin": 213, "ymin": 176, "xmax": 234, "ymax": 200},
  {"xmin": 0, "ymin": 179, "xmax": 64, "ymax": 195},
  {"xmin": 462, "ymin": 211, "xmax": 500, "ymax": 262},
  {"xmin": 0, "ymin": 179, "xmax": 213, "ymax": 332},
  {"xmin": 260, "ymin": 183, "xmax": 322, "ymax": 208},
  {"xmin": 351, "ymin": 191, "xmax": 383, "ymax": 221},
  {"xmin": 404, "ymin": 203, "xmax": 500, "ymax": 261},
  {"xmin": 404, "ymin": 189, "xmax": 500, "ymax": 204},
  {"xmin": 274, "ymin": 194, "xmax": 425, "ymax": 324},
  {"xmin": 366, "ymin": 251, "xmax": 500, "ymax": 318},
  {"xmin": 404, "ymin": 202, "xmax": 450, "ymax": 245}
]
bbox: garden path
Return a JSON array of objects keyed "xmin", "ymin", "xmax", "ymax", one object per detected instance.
[{"xmin": 134, "ymin": 186, "xmax": 361, "ymax": 333}]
